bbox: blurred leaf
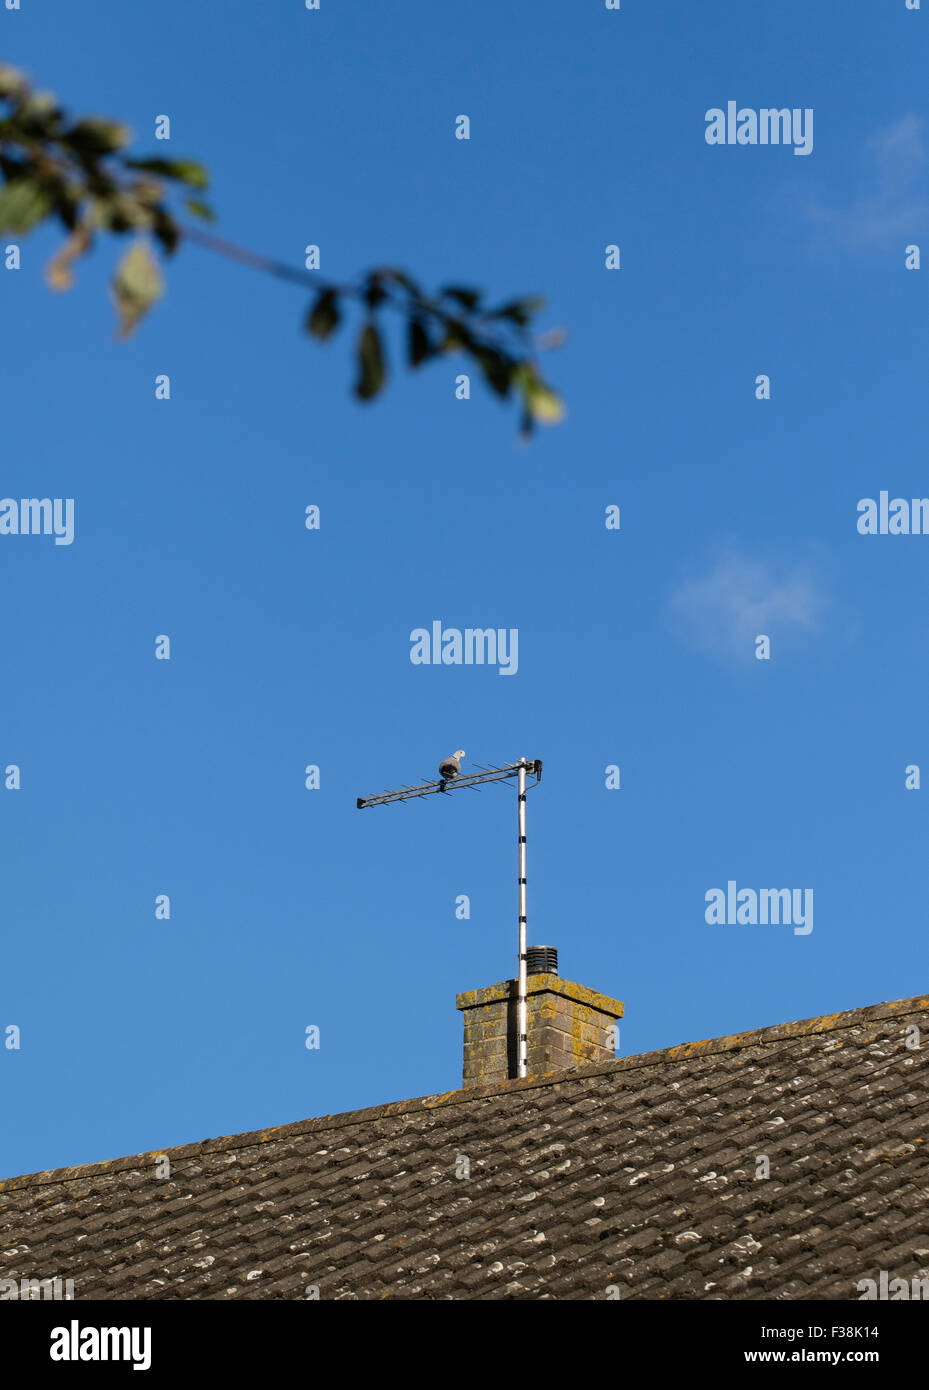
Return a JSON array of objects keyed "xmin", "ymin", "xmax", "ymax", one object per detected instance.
[
  {"xmin": 16, "ymin": 92, "xmax": 62, "ymax": 136},
  {"xmin": 440, "ymin": 318, "xmax": 466, "ymax": 352},
  {"xmin": 152, "ymin": 208, "xmax": 181, "ymax": 256},
  {"xmin": 362, "ymin": 274, "xmax": 387, "ymax": 310},
  {"xmin": 526, "ymin": 383, "xmax": 564, "ymax": 423},
  {"xmin": 0, "ymin": 153, "xmax": 33, "ymax": 181},
  {"xmin": 82, "ymin": 167, "xmax": 118, "ymax": 202},
  {"xmin": 44, "ymin": 220, "xmax": 93, "ymax": 290},
  {"xmin": 111, "ymin": 237, "xmax": 163, "ymax": 338},
  {"xmin": 0, "ymin": 178, "xmax": 52, "ymax": 233},
  {"xmin": 516, "ymin": 364, "xmax": 565, "ymax": 424},
  {"xmin": 307, "ymin": 288, "xmax": 340, "ymax": 340},
  {"xmin": 130, "ymin": 178, "xmax": 167, "ymax": 209},
  {"xmin": 381, "ymin": 267, "xmax": 420, "ymax": 295},
  {"xmin": 0, "ymin": 66, "xmax": 28, "ymax": 101},
  {"xmin": 52, "ymin": 182, "xmax": 83, "ymax": 232},
  {"xmin": 475, "ymin": 346, "xmax": 515, "ymax": 398},
  {"xmin": 441, "ymin": 285, "xmax": 481, "ymax": 310},
  {"xmin": 182, "ymin": 197, "xmax": 214, "ymax": 223},
  {"xmin": 99, "ymin": 191, "xmax": 153, "ymax": 232},
  {"xmin": 65, "ymin": 118, "xmax": 132, "ymax": 157},
  {"xmin": 355, "ymin": 321, "xmax": 384, "ymax": 399},
  {"xmin": 488, "ymin": 295, "xmax": 545, "ymax": 326},
  {"xmin": 408, "ymin": 317, "xmax": 430, "ymax": 367},
  {"xmin": 124, "ymin": 157, "xmax": 209, "ymax": 190}
]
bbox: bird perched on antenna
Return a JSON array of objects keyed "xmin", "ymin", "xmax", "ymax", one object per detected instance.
[{"xmin": 438, "ymin": 750, "xmax": 466, "ymax": 789}]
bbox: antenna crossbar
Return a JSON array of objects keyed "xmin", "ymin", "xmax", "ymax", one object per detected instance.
[{"xmin": 357, "ymin": 760, "xmax": 540, "ymax": 809}]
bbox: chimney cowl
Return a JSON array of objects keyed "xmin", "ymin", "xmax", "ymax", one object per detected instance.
[{"xmin": 526, "ymin": 945, "xmax": 558, "ymax": 976}]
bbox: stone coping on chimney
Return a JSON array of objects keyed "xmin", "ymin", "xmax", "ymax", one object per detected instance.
[{"xmin": 456, "ymin": 972, "xmax": 624, "ymax": 1018}]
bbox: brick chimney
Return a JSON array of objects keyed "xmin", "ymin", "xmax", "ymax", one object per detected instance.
[{"xmin": 456, "ymin": 947, "xmax": 624, "ymax": 1086}]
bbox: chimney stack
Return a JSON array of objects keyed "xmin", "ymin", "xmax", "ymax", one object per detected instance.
[{"xmin": 456, "ymin": 948, "xmax": 624, "ymax": 1086}]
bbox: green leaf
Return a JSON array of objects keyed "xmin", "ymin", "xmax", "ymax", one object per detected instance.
[
  {"xmin": 515, "ymin": 364, "xmax": 565, "ymax": 425},
  {"xmin": 441, "ymin": 285, "xmax": 481, "ymax": 310},
  {"xmin": 16, "ymin": 92, "xmax": 62, "ymax": 137},
  {"xmin": 408, "ymin": 317, "xmax": 430, "ymax": 367},
  {"xmin": 111, "ymin": 238, "xmax": 164, "ymax": 338},
  {"xmin": 182, "ymin": 197, "xmax": 214, "ymax": 223},
  {"xmin": 355, "ymin": 322, "xmax": 385, "ymax": 400},
  {"xmin": 0, "ymin": 178, "xmax": 52, "ymax": 233},
  {"xmin": 124, "ymin": 157, "xmax": 209, "ymax": 189},
  {"xmin": 0, "ymin": 66, "xmax": 28, "ymax": 101},
  {"xmin": 98, "ymin": 191, "xmax": 153, "ymax": 233},
  {"xmin": 307, "ymin": 288, "xmax": 340, "ymax": 340},
  {"xmin": 526, "ymin": 382, "xmax": 564, "ymax": 424},
  {"xmin": 65, "ymin": 119, "xmax": 132, "ymax": 156}
]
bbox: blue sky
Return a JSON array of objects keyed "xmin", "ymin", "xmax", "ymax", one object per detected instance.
[{"xmin": 1, "ymin": 0, "xmax": 927, "ymax": 1179}]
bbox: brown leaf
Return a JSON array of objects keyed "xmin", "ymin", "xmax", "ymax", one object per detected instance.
[{"xmin": 44, "ymin": 221, "xmax": 93, "ymax": 291}]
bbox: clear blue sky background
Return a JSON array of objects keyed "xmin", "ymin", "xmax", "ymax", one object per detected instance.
[{"xmin": 2, "ymin": 0, "xmax": 927, "ymax": 1179}]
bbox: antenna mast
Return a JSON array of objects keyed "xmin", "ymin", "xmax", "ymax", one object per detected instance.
[
  {"xmin": 516, "ymin": 757, "xmax": 529, "ymax": 1078},
  {"xmin": 357, "ymin": 756, "xmax": 543, "ymax": 1078}
]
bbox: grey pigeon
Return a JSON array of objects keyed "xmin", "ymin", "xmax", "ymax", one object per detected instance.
[{"xmin": 438, "ymin": 750, "xmax": 466, "ymax": 787}]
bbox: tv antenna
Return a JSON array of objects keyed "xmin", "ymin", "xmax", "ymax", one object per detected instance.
[{"xmin": 357, "ymin": 756, "xmax": 543, "ymax": 1078}]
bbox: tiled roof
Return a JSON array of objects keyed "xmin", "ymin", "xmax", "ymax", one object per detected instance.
[{"xmin": 1, "ymin": 993, "xmax": 927, "ymax": 1300}]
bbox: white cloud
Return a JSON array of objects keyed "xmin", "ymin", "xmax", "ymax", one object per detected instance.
[
  {"xmin": 806, "ymin": 115, "xmax": 929, "ymax": 250},
  {"xmin": 669, "ymin": 554, "xmax": 826, "ymax": 660}
]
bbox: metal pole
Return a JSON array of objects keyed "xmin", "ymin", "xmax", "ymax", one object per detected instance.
[{"xmin": 517, "ymin": 757, "xmax": 528, "ymax": 1078}]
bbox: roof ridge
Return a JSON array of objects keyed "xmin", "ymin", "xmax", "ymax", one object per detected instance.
[{"xmin": 2, "ymin": 990, "xmax": 925, "ymax": 1193}]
